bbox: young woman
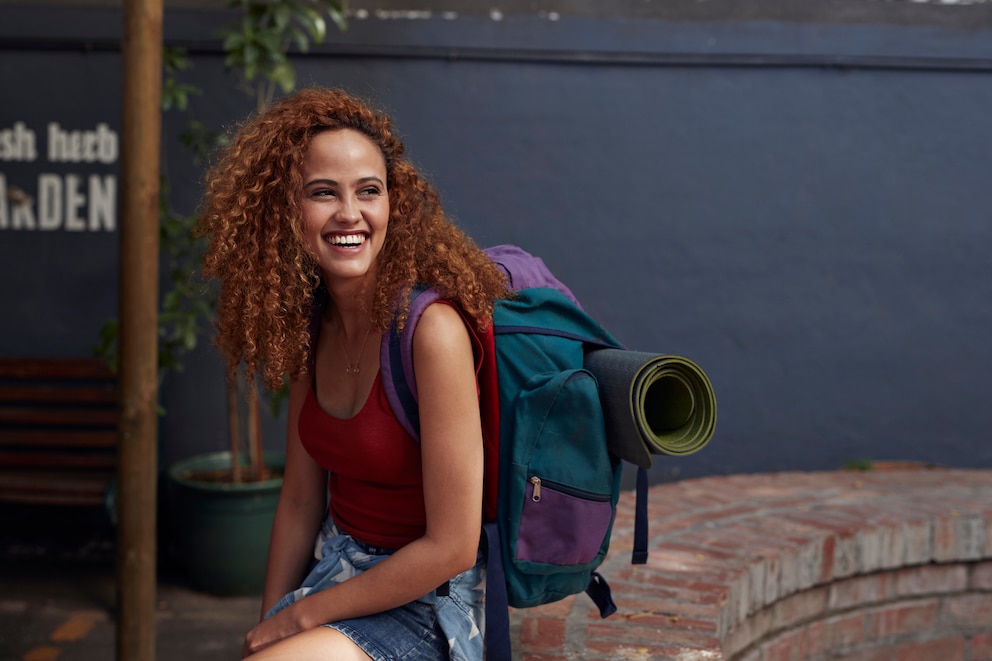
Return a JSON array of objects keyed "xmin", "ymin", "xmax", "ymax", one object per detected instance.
[{"xmin": 197, "ymin": 87, "xmax": 507, "ymax": 661}]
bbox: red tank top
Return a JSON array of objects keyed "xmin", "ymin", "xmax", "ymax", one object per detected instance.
[{"xmin": 298, "ymin": 371, "xmax": 426, "ymax": 549}]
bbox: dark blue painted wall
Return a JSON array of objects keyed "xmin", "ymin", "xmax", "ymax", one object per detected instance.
[{"xmin": 2, "ymin": 6, "xmax": 990, "ymax": 485}]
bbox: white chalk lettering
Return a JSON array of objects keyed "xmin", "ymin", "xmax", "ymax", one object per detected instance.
[
  {"xmin": 89, "ymin": 175, "xmax": 116, "ymax": 231},
  {"xmin": 0, "ymin": 175, "xmax": 38, "ymax": 230},
  {"xmin": 0, "ymin": 122, "xmax": 38, "ymax": 162},
  {"xmin": 12, "ymin": 199, "xmax": 36, "ymax": 229},
  {"xmin": 38, "ymin": 173, "xmax": 62, "ymax": 230},
  {"xmin": 65, "ymin": 174, "xmax": 87, "ymax": 231},
  {"xmin": 0, "ymin": 173, "xmax": 117, "ymax": 232},
  {"xmin": 47, "ymin": 122, "xmax": 119, "ymax": 164}
]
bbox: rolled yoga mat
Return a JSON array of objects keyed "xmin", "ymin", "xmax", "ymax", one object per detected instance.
[{"xmin": 584, "ymin": 349, "xmax": 717, "ymax": 469}]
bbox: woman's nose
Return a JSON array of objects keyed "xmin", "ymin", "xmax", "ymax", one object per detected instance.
[{"xmin": 336, "ymin": 195, "xmax": 361, "ymax": 223}]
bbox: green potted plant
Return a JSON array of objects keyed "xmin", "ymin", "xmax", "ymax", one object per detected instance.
[{"xmin": 97, "ymin": 0, "xmax": 348, "ymax": 596}]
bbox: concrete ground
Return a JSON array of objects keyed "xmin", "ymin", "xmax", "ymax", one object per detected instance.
[{"xmin": 0, "ymin": 503, "xmax": 258, "ymax": 661}]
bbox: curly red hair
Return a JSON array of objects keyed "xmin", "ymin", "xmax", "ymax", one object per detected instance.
[{"xmin": 197, "ymin": 87, "xmax": 508, "ymax": 390}]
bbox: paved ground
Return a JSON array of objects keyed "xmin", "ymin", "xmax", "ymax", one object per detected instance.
[
  {"xmin": 0, "ymin": 564, "xmax": 257, "ymax": 661},
  {"xmin": 0, "ymin": 503, "xmax": 257, "ymax": 661}
]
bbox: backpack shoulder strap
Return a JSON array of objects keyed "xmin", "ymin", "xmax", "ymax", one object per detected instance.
[
  {"xmin": 380, "ymin": 286, "xmax": 493, "ymax": 440},
  {"xmin": 380, "ymin": 285, "xmax": 441, "ymax": 442}
]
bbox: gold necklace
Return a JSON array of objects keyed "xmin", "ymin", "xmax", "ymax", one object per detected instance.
[{"xmin": 342, "ymin": 324, "xmax": 372, "ymax": 375}]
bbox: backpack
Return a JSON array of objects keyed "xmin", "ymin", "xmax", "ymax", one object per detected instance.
[{"xmin": 379, "ymin": 244, "xmax": 645, "ymax": 661}]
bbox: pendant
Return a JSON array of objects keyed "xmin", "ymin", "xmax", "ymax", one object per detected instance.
[{"xmin": 346, "ymin": 364, "xmax": 360, "ymax": 375}]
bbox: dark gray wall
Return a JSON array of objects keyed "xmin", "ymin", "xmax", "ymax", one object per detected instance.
[{"xmin": 2, "ymin": 3, "xmax": 990, "ymax": 485}]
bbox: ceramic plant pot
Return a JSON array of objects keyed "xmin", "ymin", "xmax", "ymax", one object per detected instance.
[{"xmin": 167, "ymin": 451, "xmax": 284, "ymax": 596}]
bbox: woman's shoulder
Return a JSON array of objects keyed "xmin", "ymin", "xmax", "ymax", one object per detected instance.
[{"xmin": 413, "ymin": 299, "xmax": 471, "ymax": 349}]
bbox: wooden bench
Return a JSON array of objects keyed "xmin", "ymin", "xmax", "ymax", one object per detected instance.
[{"xmin": 0, "ymin": 357, "xmax": 119, "ymax": 508}]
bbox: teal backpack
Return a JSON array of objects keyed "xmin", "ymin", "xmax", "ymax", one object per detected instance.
[{"xmin": 379, "ymin": 245, "xmax": 638, "ymax": 661}]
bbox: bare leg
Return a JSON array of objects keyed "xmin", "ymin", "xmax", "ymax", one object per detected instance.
[{"xmin": 245, "ymin": 626, "xmax": 374, "ymax": 661}]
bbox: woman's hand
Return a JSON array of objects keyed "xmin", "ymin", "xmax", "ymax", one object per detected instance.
[{"xmin": 242, "ymin": 604, "xmax": 305, "ymax": 658}]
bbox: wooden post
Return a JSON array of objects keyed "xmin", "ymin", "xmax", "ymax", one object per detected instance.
[{"xmin": 118, "ymin": 0, "xmax": 163, "ymax": 659}]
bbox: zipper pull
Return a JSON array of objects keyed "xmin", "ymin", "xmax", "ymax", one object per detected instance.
[{"xmin": 530, "ymin": 476, "xmax": 542, "ymax": 502}]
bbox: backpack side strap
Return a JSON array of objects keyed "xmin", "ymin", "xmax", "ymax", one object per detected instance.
[
  {"xmin": 633, "ymin": 466, "xmax": 650, "ymax": 565},
  {"xmin": 482, "ymin": 521, "xmax": 512, "ymax": 661}
]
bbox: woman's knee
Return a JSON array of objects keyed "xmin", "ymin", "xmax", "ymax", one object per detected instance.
[{"xmin": 245, "ymin": 626, "xmax": 373, "ymax": 661}]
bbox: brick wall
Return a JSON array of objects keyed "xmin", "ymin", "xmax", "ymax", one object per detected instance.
[{"xmin": 510, "ymin": 469, "xmax": 992, "ymax": 660}]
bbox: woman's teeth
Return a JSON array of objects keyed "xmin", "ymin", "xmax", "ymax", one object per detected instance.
[{"xmin": 327, "ymin": 234, "xmax": 366, "ymax": 247}]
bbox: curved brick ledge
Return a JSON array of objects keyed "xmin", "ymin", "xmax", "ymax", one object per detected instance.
[{"xmin": 510, "ymin": 468, "xmax": 992, "ymax": 660}]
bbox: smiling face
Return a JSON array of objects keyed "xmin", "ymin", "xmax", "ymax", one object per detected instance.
[{"xmin": 301, "ymin": 128, "xmax": 390, "ymax": 291}]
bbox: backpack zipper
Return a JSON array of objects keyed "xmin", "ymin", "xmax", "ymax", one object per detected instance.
[{"xmin": 529, "ymin": 476, "xmax": 611, "ymax": 503}]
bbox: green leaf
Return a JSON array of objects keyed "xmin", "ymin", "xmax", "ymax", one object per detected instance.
[
  {"xmin": 322, "ymin": 0, "xmax": 349, "ymax": 32},
  {"xmin": 242, "ymin": 48, "xmax": 260, "ymax": 80},
  {"xmin": 222, "ymin": 31, "xmax": 245, "ymax": 52},
  {"xmin": 270, "ymin": 58, "xmax": 296, "ymax": 93},
  {"xmin": 162, "ymin": 289, "xmax": 182, "ymax": 310},
  {"xmin": 163, "ymin": 46, "xmax": 192, "ymax": 73},
  {"xmin": 271, "ymin": 3, "xmax": 291, "ymax": 32},
  {"xmin": 287, "ymin": 26, "xmax": 309, "ymax": 53},
  {"xmin": 93, "ymin": 318, "xmax": 120, "ymax": 373},
  {"xmin": 259, "ymin": 31, "xmax": 283, "ymax": 55},
  {"xmin": 293, "ymin": 5, "xmax": 326, "ymax": 43}
]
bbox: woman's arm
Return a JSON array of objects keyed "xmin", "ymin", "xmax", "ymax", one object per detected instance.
[
  {"xmin": 258, "ymin": 376, "xmax": 329, "ymax": 618},
  {"xmin": 242, "ymin": 302, "xmax": 484, "ymax": 655}
]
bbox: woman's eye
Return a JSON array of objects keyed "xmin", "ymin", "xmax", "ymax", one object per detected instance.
[{"xmin": 360, "ymin": 187, "xmax": 381, "ymax": 197}]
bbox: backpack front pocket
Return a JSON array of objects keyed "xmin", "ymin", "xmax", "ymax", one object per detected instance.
[
  {"xmin": 515, "ymin": 476, "xmax": 613, "ymax": 566},
  {"xmin": 505, "ymin": 368, "xmax": 619, "ymax": 576}
]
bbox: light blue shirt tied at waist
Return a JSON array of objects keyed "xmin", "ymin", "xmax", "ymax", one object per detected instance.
[{"xmin": 266, "ymin": 514, "xmax": 486, "ymax": 661}]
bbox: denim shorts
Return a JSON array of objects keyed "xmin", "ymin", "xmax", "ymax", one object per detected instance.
[{"xmin": 266, "ymin": 515, "xmax": 485, "ymax": 661}]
